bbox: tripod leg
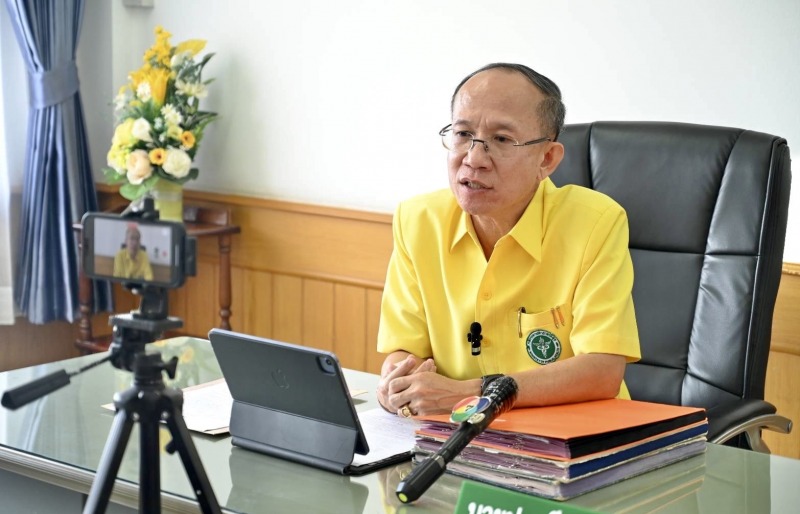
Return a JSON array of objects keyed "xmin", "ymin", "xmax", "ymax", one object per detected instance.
[
  {"xmin": 163, "ymin": 394, "xmax": 221, "ymax": 514},
  {"xmin": 83, "ymin": 408, "xmax": 135, "ymax": 514},
  {"xmin": 139, "ymin": 411, "xmax": 162, "ymax": 513}
]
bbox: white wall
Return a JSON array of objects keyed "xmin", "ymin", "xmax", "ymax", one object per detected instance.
[
  {"xmin": 7, "ymin": 0, "xmax": 800, "ymax": 261},
  {"xmin": 0, "ymin": 3, "xmax": 26, "ymax": 322}
]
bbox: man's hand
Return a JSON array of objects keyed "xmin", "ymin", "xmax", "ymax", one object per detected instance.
[
  {"xmin": 376, "ymin": 351, "xmax": 480, "ymax": 416},
  {"xmin": 376, "ymin": 352, "xmax": 435, "ymax": 415}
]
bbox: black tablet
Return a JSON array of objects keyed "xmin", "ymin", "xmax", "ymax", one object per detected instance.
[{"xmin": 208, "ymin": 329, "xmax": 408, "ymax": 475}]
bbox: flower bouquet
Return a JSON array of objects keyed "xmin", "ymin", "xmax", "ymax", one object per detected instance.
[{"xmin": 104, "ymin": 26, "xmax": 217, "ymax": 201}]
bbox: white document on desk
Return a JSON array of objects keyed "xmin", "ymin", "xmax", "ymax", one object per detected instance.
[
  {"xmin": 181, "ymin": 378, "xmax": 233, "ymax": 435},
  {"xmin": 352, "ymin": 407, "xmax": 417, "ymax": 466},
  {"xmin": 180, "ymin": 379, "xmax": 418, "ymax": 465}
]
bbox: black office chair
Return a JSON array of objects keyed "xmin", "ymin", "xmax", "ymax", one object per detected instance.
[{"xmin": 552, "ymin": 121, "xmax": 793, "ymax": 452}]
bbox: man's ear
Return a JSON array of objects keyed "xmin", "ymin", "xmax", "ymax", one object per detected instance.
[{"xmin": 539, "ymin": 141, "xmax": 565, "ymax": 179}]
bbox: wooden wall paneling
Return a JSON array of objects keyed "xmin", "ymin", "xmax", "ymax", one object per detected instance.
[
  {"xmin": 302, "ymin": 279, "xmax": 335, "ymax": 352},
  {"xmin": 241, "ymin": 269, "xmax": 273, "ymax": 338},
  {"xmin": 272, "ymin": 274, "xmax": 303, "ymax": 344},
  {"xmin": 229, "ymin": 202, "xmax": 392, "ymax": 286},
  {"xmin": 90, "ymin": 284, "xmax": 139, "ymax": 339},
  {"xmin": 770, "ymin": 267, "xmax": 800, "ymax": 356},
  {"xmin": 0, "ymin": 319, "xmax": 79, "ymax": 372},
  {"xmin": 763, "ymin": 266, "xmax": 800, "ymax": 458},
  {"xmin": 229, "ymin": 265, "xmax": 245, "ymax": 333},
  {"xmin": 764, "ymin": 353, "xmax": 800, "ymax": 458},
  {"xmin": 365, "ymin": 288, "xmax": 385, "ymax": 375},
  {"xmin": 333, "ymin": 284, "xmax": 367, "ymax": 371},
  {"xmin": 168, "ymin": 283, "xmax": 187, "ymax": 322},
  {"xmin": 181, "ymin": 261, "xmax": 218, "ymax": 337}
]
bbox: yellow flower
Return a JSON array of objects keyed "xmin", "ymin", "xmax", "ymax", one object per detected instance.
[
  {"xmin": 149, "ymin": 148, "xmax": 166, "ymax": 165},
  {"xmin": 106, "ymin": 146, "xmax": 129, "ymax": 172},
  {"xmin": 180, "ymin": 131, "xmax": 196, "ymax": 149},
  {"xmin": 148, "ymin": 68, "xmax": 170, "ymax": 106},
  {"xmin": 111, "ymin": 118, "xmax": 136, "ymax": 147},
  {"xmin": 175, "ymin": 39, "xmax": 206, "ymax": 57},
  {"xmin": 129, "ymin": 67, "xmax": 171, "ymax": 107}
]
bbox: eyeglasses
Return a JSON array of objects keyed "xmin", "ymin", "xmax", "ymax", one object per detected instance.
[{"xmin": 439, "ymin": 124, "xmax": 551, "ymax": 159}]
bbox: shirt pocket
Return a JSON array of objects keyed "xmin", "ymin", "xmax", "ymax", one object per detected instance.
[
  {"xmin": 515, "ymin": 304, "xmax": 573, "ymax": 364},
  {"xmin": 517, "ymin": 305, "xmax": 570, "ymax": 336}
]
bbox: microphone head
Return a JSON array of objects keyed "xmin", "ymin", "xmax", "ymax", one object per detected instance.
[
  {"xmin": 482, "ymin": 376, "xmax": 518, "ymax": 416},
  {"xmin": 468, "ymin": 322, "xmax": 482, "ymax": 355}
]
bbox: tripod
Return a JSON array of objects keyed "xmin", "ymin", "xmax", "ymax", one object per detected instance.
[{"xmin": 83, "ymin": 314, "xmax": 221, "ymax": 514}]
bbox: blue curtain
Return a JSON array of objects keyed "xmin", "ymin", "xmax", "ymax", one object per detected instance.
[{"xmin": 4, "ymin": 0, "xmax": 112, "ymax": 323}]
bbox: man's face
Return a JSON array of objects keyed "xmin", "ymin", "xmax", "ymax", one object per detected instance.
[
  {"xmin": 447, "ymin": 69, "xmax": 560, "ymax": 231},
  {"xmin": 126, "ymin": 231, "xmax": 141, "ymax": 254}
]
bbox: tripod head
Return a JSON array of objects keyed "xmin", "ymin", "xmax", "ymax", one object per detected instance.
[{"xmin": 108, "ymin": 298, "xmax": 184, "ymax": 372}]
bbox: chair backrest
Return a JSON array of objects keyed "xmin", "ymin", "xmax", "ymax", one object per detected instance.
[{"xmin": 551, "ymin": 122, "xmax": 791, "ymax": 409}]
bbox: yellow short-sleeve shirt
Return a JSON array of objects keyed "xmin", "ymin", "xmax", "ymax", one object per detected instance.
[
  {"xmin": 377, "ymin": 178, "xmax": 640, "ymax": 398},
  {"xmin": 113, "ymin": 249, "xmax": 154, "ymax": 281}
]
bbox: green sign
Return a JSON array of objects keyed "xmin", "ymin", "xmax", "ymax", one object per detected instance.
[{"xmin": 455, "ymin": 481, "xmax": 601, "ymax": 514}]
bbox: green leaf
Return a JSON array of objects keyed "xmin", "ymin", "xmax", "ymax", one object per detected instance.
[
  {"xmin": 154, "ymin": 168, "xmax": 199, "ymax": 185},
  {"xmin": 119, "ymin": 182, "xmax": 149, "ymax": 201},
  {"xmin": 102, "ymin": 167, "xmax": 126, "ymax": 183},
  {"xmin": 198, "ymin": 52, "xmax": 215, "ymax": 69}
]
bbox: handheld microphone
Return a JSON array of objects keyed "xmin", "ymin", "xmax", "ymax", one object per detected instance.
[
  {"xmin": 396, "ymin": 376, "xmax": 518, "ymax": 504},
  {"xmin": 467, "ymin": 322, "xmax": 482, "ymax": 356}
]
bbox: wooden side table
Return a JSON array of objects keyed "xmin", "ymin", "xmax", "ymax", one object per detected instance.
[{"xmin": 73, "ymin": 204, "xmax": 241, "ymax": 353}]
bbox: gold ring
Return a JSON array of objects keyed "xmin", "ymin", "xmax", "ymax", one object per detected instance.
[{"xmin": 400, "ymin": 405, "xmax": 412, "ymax": 418}]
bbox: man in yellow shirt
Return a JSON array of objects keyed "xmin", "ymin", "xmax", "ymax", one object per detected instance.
[
  {"xmin": 376, "ymin": 63, "xmax": 640, "ymax": 417},
  {"xmin": 113, "ymin": 224, "xmax": 154, "ymax": 281}
]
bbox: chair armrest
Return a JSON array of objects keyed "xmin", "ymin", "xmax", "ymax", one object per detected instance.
[{"xmin": 706, "ymin": 399, "xmax": 793, "ymax": 453}]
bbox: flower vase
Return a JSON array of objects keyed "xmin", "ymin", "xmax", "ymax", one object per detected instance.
[{"xmin": 152, "ymin": 180, "xmax": 184, "ymax": 222}]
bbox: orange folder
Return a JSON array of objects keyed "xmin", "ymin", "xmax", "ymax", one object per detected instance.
[
  {"xmin": 417, "ymin": 399, "xmax": 707, "ymax": 459},
  {"xmin": 423, "ymin": 399, "xmax": 704, "ymax": 438}
]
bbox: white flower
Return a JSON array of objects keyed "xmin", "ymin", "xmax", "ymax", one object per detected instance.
[
  {"xmin": 113, "ymin": 91, "xmax": 128, "ymax": 112},
  {"xmin": 175, "ymin": 79, "xmax": 208, "ymax": 99},
  {"xmin": 160, "ymin": 104, "xmax": 183, "ymax": 125},
  {"xmin": 170, "ymin": 51, "xmax": 190, "ymax": 69},
  {"xmin": 170, "ymin": 54, "xmax": 184, "ymax": 69},
  {"xmin": 136, "ymin": 82, "xmax": 152, "ymax": 102},
  {"xmin": 131, "ymin": 118, "xmax": 153, "ymax": 142},
  {"xmin": 161, "ymin": 148, "xmax": 192, "ymax": 178},
  {"xmin": 126, "ymin": 150, "xmax": 153, "ymax": 184},
  {"xmin": 166, "ymin": 124, "xmax": 183, "ymax": 141},
  {"xmin": 153, "ymin": 117, "xmax": 164, "ymax": 130}
]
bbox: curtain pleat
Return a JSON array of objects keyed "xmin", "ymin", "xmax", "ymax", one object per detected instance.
[{"xmin": 4, "ymin": 0, "xmax": 112, "ymax": 324}]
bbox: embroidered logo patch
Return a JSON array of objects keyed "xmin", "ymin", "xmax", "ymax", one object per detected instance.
[{"xmin": 525, "ymin": 329, "xmax": 561, "ymax": 365}]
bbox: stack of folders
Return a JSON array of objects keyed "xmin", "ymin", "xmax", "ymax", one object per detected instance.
[{"xmin": 413, "ymin": 399, "xmax": 708, "ymax": 501}]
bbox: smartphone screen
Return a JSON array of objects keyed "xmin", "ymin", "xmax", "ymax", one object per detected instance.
[{"xmin": 82, "ymin": 213, "xmax": 187, "ymax": 287}]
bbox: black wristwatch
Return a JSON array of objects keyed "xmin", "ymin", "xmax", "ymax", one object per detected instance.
[{"xmin": 480, "ymin": 374, "xmax": 504, "ymax": 395}]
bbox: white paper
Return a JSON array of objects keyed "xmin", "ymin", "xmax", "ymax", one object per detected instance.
[
  {"xmin": 351, "ymin": 407, "xmax": 417, "ymax": 466},
  {"xmin": 180, "ymin": 378, "xmax": 233, "ymax": 435},
  {"xmin": 178, "ymin": 379, "xmax": 382, "ymax": 437}
]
